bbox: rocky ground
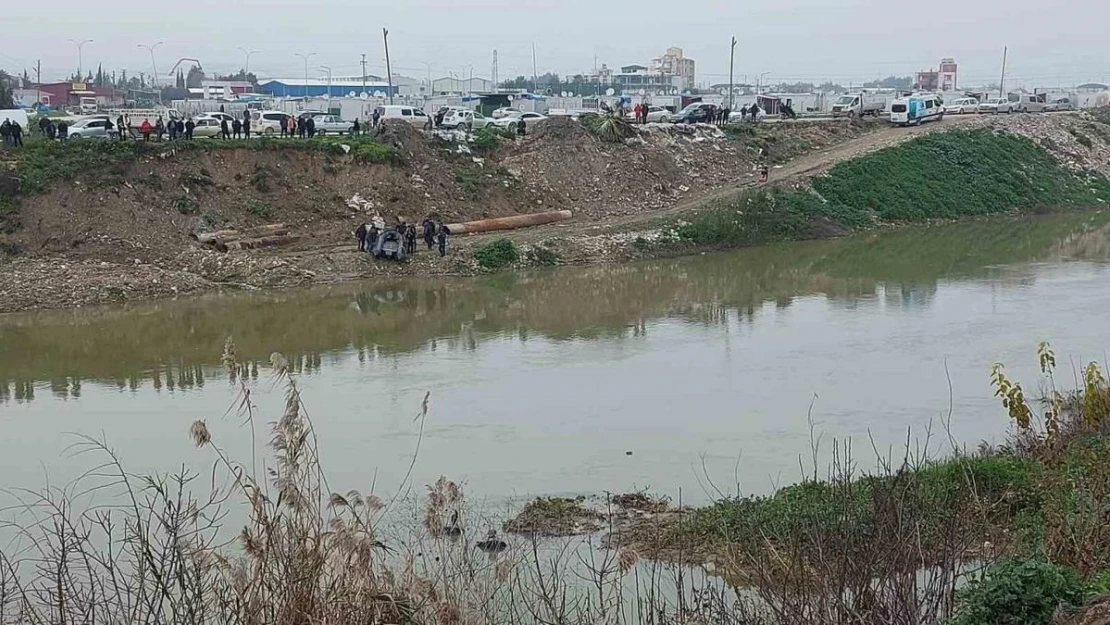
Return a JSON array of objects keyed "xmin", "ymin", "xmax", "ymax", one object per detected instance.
[{"xmin": 1, "ymin": 112, "xmax": 1107, "ymax": 314}]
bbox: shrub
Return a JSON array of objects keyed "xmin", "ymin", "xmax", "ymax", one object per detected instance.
[
  {"xmin": 1070, "ymin": 128, "xmax": 1094, "ymax": 148},
  {"xmin": 579, "ymin": 113, "xmax": 635, "ymax": 143},
  {"xmin": 174, "ymin": 195, "xmax": 198, "ymax": 214},
  {"xmin": 248, "ymin": 201, "xmax": 271, "ymax": 219},
  {"xmin": 454, "ymin": 169, "xmax": 484, "ymax": 197},
  {"xmin": 524, "ymin": 244, "xmax": 558, "ymax": 266},
  {"xmin": 947, "ymin": 559, "xmax": 1088, "ymax": 625},
  {"xmin": 471, "ymin": 128, "xmax": 512, "ymax": 152},
  {"xmin": 473, "ymin": 238, "xmax": 519, "ymax": 269}
]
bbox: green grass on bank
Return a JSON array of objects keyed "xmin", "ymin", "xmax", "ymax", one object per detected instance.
[
  {"xmin": 676, "ymin": 129, "xmax": 1110, "ymax": 248},
  {"xmin": 0, "ymin": 135, "xmax": 399, "ymax": 232}
]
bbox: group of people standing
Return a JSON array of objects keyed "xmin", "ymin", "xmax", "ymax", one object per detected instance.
[
  {"xmin": 279, "ymin": 115, "xmax": 315, "ymax": 139},
  {"xmin": 355, "ymin": 218, "xmax": 450, "ymax": 258},
  {"xmin": 36, "ymin": 116, "xmax": 68, "ymax": 141},
  {"xmin": 0, "ymin": 119, "xmax": 24, "ymax": 147}
]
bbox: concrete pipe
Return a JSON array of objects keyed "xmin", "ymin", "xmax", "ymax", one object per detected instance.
[{"xmin": 444, "ymin": 210, "xmax": 573, "ymax": 235}]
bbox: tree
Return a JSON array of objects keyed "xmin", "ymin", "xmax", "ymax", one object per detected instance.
[
  {"xmin": 215, "ymin": 69, "xmax": 259, "ymax": 86},
  {"xmin": 817, "ymin": 81, "xmax": 846, "ymax": 93},
  {"xmin": 776, "ymin": 81, "xmax": 816, "ymax": 94},
  {"xmin": 0, "ymin": 70, "xmax": 14, "ymax": 108},
  {"xmin": 118, "ymin": 70, "xmax": 128, "ymax": 89},
  {"xmin": 499, "ymin": 75, "xmax": 530, "ymax": 90},
  {"xmin": 863, "ymin": 75, "xmax": 912, "ymax": 89},
  {"xmin": 186, "ymin": 66, "xmax": 205, "ymax": 89},
  {"xmin": 95, "ymin": 63, "xmax": 105, "ymax": 87}
]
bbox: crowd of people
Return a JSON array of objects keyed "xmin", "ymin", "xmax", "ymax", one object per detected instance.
[
  {"xmin": 356, "ymin": 217, "xmax": 451, "ymax": 258},
  {"xmin": 1, "ymin": 119, "xmax": 25, "ymax": 146}
]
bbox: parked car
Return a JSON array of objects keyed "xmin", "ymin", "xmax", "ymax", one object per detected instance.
[
  {"xmin": 728, "ymin": 108, "xmax": 766, "ymax": 123},
  {"xmin": 311, "ymin": 114, "xmax": 354, "ymax": 135},
  {"xmin": 441, "ymin": 109, "xmax": 495, "ymax": 130},
  {"xmin": 670, "ymin": 103, "xmax": 717, "ymax": 124},
  {"xmin": 645, "ymin": 106, "xmax": 671, "ymax": 123},
  {"xmin": 66, "ymin": 117, "xmax": 117, "ymax": 139},
  {"xmin": 490, "ymin": 111, "xmax": 546, "ymax": 131},
  {"xmin": 192, "ymin": 117, "xmax": 223, "ymax": 138},
  {"xmin": 491, "ymin": 107, "xmax": 520, "ymax": 119},
  {"xmin": 197, "ymin": 112, "xmax": 237, "ymax": 125},
  {"xmin": 944, "ymin": 98, "xmax": 979, "ymax": 114},
  {"xmin": 1045, "ymin": 97, "xmax": 1075, "ymax": 112},
  {"xmin": 1015, "ymin": 94, "xmax": 1046, "ymax": 113},
  {"xmin": 249, "ymin": 110, "xmax": 291, "ymax": 135},
  {"xmin": 978, "ymin": 98, "xmax": 1014, "ymax": 114},
  {"xmin": 378, "ymin": 105, "xmax": 431, "ymax": 129}
]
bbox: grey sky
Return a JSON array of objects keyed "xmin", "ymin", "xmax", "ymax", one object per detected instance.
[{"xmin": 4, "ymin": 0, "xmax": 1106, "ymax": 88}]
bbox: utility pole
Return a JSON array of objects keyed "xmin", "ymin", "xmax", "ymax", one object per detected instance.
[
  {"xmin": 68, "ymin": 39, "xmax": 93, "ymax": 80},
  {"xmin": 35, "ymin": 60, "xmax": 42, "ymax": 105},
  {"xmin": 999, "ymin": 46, "xmax": 1008, "ymax": 99},
  {"xmin": 492, "ymin": 49, "xmax": 498, "ymax": 92},
  {"xmin": 594, "ymin": 53, "xmax": 600, "ymax": 98},
  {"xmin": 383, "ymin": 28, "xmax": 394, "ymax": 104},
  {"xmin": 728, "ymin": 36, "xmax": 737, "ymax": 110},
  {"xmin": 295, "ymin": 52, "xmax": 315, "ymax": 99},
  {"xmin": 138, "ymin": 42, "xmax": 163, "ymax": 104},
  {"xmin": 360, "ymin": 54, "xmax": 368, "ymax": 95},
  {"xmin": 531, "ymin": 43, "xmax": 538, "ymax": 94},
  {"xmin": 320, "ymin": 65, "xmax": 332, "ymax": 99}
]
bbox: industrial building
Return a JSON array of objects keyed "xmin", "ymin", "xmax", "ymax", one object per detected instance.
[{"xmin": 257, "ymin": 77, "xmax": 399, "ymax": 98}]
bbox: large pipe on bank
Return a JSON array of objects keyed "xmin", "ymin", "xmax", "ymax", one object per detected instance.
[{"xmin": 444, "ymin": 210, "xmax": 572, "ymax": 235}]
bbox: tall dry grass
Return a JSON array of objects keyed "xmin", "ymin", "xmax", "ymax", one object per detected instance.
[{"xmin": 0, "ymin": 340, "xmax": 737, "ymax": 625}]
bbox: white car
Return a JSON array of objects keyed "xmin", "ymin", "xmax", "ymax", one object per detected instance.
[
  {"xmin": 645, "ymin": 106, "xmax": 671, "ymax": 123},
  {"xmin": 1045, "ymin": 97, "xmax": 1075, "ymax": 112},
  {"xmin": 197, "ymin": 112, "xmax": 237, "ymax": 125},
  {"xmin": 491, "ymin": 112, "xmax": 546, "ymax": 131},
  {"xmin": 249, "ymin": 110, "xmax": 291, "ymax": 136},
  {"xmin": 442, "ymin": 109, "xmax": 495, "ymax": 130},
  {"xmin": 978, "ymin": 98, "xmax": 1014, "ymax": 114},
  {"xmin": 311, "ymin": 114, "xmax": 354, "ymax": 135},
  {"xmin": 192, "ymin": 118, "xmax": 224, "ymax": 138},
  {"xmin": 378, "ymin": 105, "xmax": 431, "ymax": 129},
  {"xmin": 944, "ymin": 98, "xmax": 979, "ymax": 115},
  {"xmin": 491, "ymin": 107, "xmax": 520, "ymax": 119},
  {"xmin": 66, "ymin": 117, "xmax": 118, "ymax": 139}
]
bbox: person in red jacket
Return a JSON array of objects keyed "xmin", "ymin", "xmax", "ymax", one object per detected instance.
[{"xmin": 140, "ymin": 119, "xmax": 153, "ymax": 141}]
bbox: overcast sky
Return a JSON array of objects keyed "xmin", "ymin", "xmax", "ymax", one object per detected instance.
[{"xmin": 4, "ymin": 0, "xmax": 1106, "ymax": 88}]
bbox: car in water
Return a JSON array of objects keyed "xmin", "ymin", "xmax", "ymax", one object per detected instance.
[
  {"xmin": 66, "ymin": 117, "xmax": 118, "ymax": 139},
  {"xmin": 977, "ymin": 98, "xmax": 1014, "ymax": 114},
  {"xmin": 311, "ymin": 114, "xmax": 355, "ymax": 135},
  {"xmin": 944, "ymin": 97, "xmax": 979, "ymax": 115}
]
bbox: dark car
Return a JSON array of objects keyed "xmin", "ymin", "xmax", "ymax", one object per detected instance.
[{"xmin": 670, "ymin": 103, "xmax": 717, "ymax": 124}]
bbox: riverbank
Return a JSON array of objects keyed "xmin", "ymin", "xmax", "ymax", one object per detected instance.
[{"xmin": 2, "ymin": 112, "xmax": 1109, "ymax": 313}]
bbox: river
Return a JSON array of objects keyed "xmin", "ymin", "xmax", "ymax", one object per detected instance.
[{"xmin": 3, "ymin": 212, "xmax": 1110, "ymax": 508}]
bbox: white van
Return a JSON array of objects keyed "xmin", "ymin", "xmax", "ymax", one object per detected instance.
[
  {"xmin": 0, "ymin": 109, "xmax": 31, "ymax": 133},
  {"xmin": 377, "ymin": 105, "xmax": 430, "ymax": 129},
  {"xmin": 249, "ymin": 110, "xmax": 291, "ymax": 135},
  {"xmin": 889, "ymin": 95, "xmax": 944, "ymax": 126},
  {"xmin": 1014, "ymin": 94, "xmax": 1046, "ymax": 113}
]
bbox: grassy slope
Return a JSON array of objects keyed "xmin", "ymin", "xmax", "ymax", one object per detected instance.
[{"xmin": 677, "ymin": 128, "xmax": 1110, "ymax": 247}]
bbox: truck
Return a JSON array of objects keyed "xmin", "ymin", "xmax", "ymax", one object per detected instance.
[{"xmin": 830, "ymin": 92, "xmax": 886, "ymax": 118}]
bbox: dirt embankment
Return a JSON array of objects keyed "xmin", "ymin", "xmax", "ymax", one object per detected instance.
[
  {"xmin": 3, "ymin": 112, "xmax": 1105, "ymax": 313},
  {"xmin": 0, "ymin": 118, "xmax": 882, "ymax": 312}
]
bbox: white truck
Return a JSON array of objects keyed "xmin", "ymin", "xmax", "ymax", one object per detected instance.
[{"xmin": 830, "ymin": 92, "xmax": 886, "ymax": 118}]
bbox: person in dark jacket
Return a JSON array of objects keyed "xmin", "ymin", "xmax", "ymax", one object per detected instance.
[
  {"xmin": 38, "ymin": 116, "xmax": 49, "ymax": 135},
  {"xmin": 306, "ymin": 116, "xmax": 316, "ymax": 138},
  {"xmin": 58, "ymin": 120, "xmax": 69, "ymax": 142},
  {"xmin": 9, "ymin": 120, "xmax": 23, "ymax": 147},
  {"xmin": 185, "ymin": 118, "xmax": 196, "ymax": 140},
  {"xmin": 117, "ymin": 115, "xmax": 128, "ymax": 141},
  {"xmin": 0, "ymin": 120, "xmax": 10, "ymax": 145},
  {"xmin": 243, "ymin": 114, "xmax": 251, "ymax": 139},
  {"xmin": 154, "ymin": 117, "xmax": 164, "ymax": 141},
  {"xmin": 517, "ymin": 118, "xmax": 526, "ymax": 136},
  {"xmin": 422, "ymin": 218, "xmax": 436, "ymax": 250},
  {"xmin": 232, "ymin": 118, "xmax": 242, "ymax": 139},
  {"xmin": 436, "ymin": 225, "xmax": 449, "ymax": 257},
  {"xmin": 220, "ymin": 118, "xmax": 230, "ymax": 140},
  {"xmin": 355, "ymin": 223, "xmax": 368, "ymax": 251},
  {"xmin": 366, "ymin": 225, "xmax": 380, "ymax": 252},
  {"xmin": 352, "ymin": 118, "xmax": 360, "ymax": 137},
  {"xmin": 405, "ymin": 223, "xmax": 417, "ymax": 254}
]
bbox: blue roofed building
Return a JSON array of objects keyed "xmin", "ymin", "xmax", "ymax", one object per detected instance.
[{"xmin": 257, "ymin": 77, "xmax": 399, "ymax": 98}]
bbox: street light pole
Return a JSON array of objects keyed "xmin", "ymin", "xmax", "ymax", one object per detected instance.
[
  {"xmin": 758, "ymin": 71, "xmax": 771, "ymax": 94},
  {"xmin": 320, "ymin": 65, "xmax": 332, "ymax": 99},
  {"xmin": 138, "ymin": 42, "xmax": 163, "ymax": 104},
  {"xmin": 67, "ymin": 38, "xmax": 93, "ymax": 79},
  {"xmin": 295, "ymin": 52, "xmax": 316, "ymax": 99},
  {"xmin": 237, "ymin": 47, "xmax": 259, "ymax": 74},
  {"xmin": 728, "ymin": 36, "xmax": 736, "ymax": 110}
]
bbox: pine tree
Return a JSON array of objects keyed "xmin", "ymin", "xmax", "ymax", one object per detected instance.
[
  {"xmin": 95, "ymin": 63, "xmax": 104, "ymax": 86},
  {"xmin": 176, "ymin": 69, "xmax": 185, "ymax": 89},
  {"xmin": 119, "ymin": 70, "xmax": 128, "ymax": 89}
]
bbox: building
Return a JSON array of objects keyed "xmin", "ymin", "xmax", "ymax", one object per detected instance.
[
  {"xmin": 30, "ymin": 81, "xmax": 125, "ymax": 109},
  {"xmin": 650, "ymin": 47, "xmax": 696, "ymax": 91},
  {"xmin": 430, "ymin": 76, "xmax": 494, "ymax": 95},
  {"xmin": 257, "ymin": 77, "xmax": 398, "ymax": 98},
  {"xmin": 613, "ymin": 65, "xmax": 683, "ymax": 96},
  {"xmin": 915, "ymin": 58, "xmax": 958, "ymax": 92},
  {"xmin": 198, "ymin": 80, "xmax": 254, "ymax": 100}
]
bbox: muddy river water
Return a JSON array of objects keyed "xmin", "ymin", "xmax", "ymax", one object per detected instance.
[{"xmin": 3, "ymin": 212, "xmax": 1110, "ymax": 508}]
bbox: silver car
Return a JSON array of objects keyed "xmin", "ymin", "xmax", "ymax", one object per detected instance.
[
  {"xmin": 311, "ymin": 114, "xmax": 354, "ymax": 135},
  {"xmin": 978, "ymin": 98, "xmax": 1014, "ymax": 114},
  {"xmin": 67, "ymin": 117, "xmax": 118, "ymax": 139}
]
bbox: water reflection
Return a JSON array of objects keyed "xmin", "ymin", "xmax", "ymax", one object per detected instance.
[{"xmin": 2, "ymin": 212, "xmax": 1109, "ymax": 403}]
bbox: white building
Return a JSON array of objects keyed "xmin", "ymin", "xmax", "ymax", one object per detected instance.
[
  {"xmin": 430, "ymin": 76, "xmax": 493, "ymax": 94},
  {"xmin": 198, "ymin": 80, "xmax": 254, "ymax": 100},
  {"xmin": 650, "ymin": 47, "xmax": 696, "ymax": 91}
]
